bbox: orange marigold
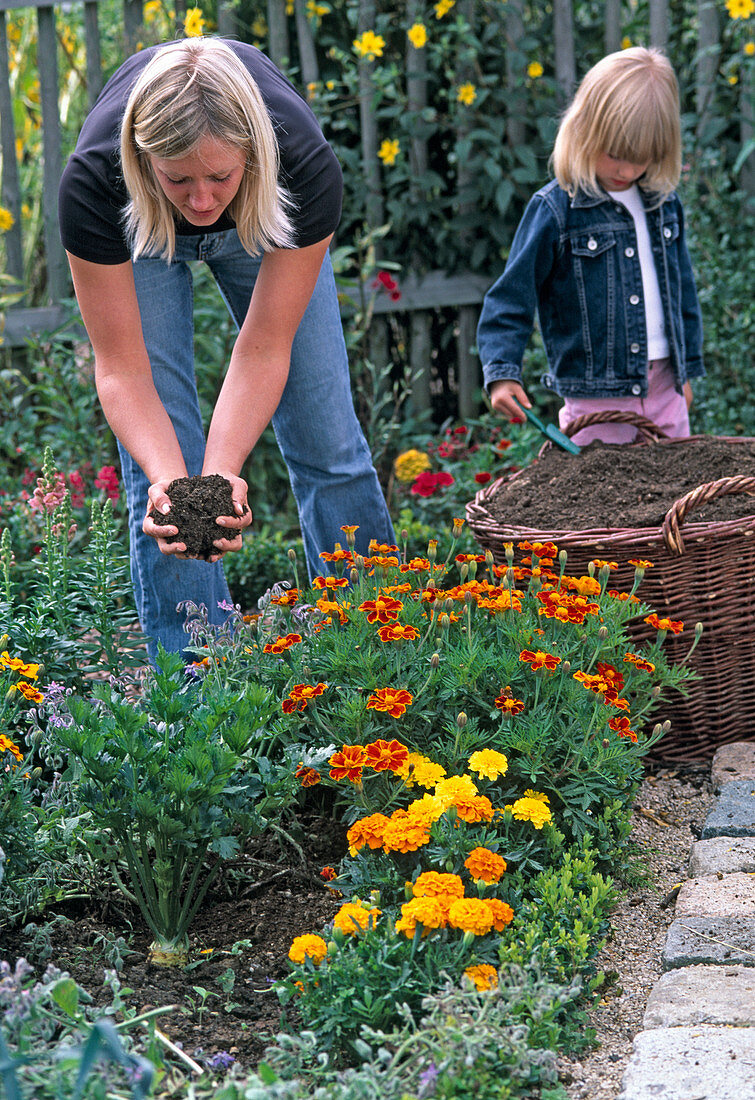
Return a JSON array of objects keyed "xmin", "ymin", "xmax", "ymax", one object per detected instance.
[
  {"xmin": 333, "ymin": 901, "xmax": 380, "ymax": 935},
  {"xmin": 295, "ymin": 764, "xmax": 321, "ymax": 787},
  {"xmin": 494, "ymin": 688, "xmax": 525, "ymax": 715},
  {"xmin": 395, "ymin": 896, "xmax": 446, "ymax": 937},
  {"xmin": 465, "ymin": 847, "xmax": 507, "ymax": 883},
  {"xmin": 412, "ymin": 871, "xmax": 465, "ymax": 899},
  {"xmin": 486, "ymin": 897, "xmax": 515, "ymax": 931},
  {"xmin": 358, "ymin": 595, "xmax": 405, "ymax": 623},
  {"xmin": 364, "ymin": 738, "xmax": 410, "ymax": 772},
  {"xmin": 263, "ymin": 632, "xmax": 303, "ymax": 654},
  {"xmin": 329, "ymin": 744, "xmax": 366, "ymax": 781},
  {"xmin": 347, "ymin": 812, "xmax": 391, "ymax": 855},
  {"xmin": 377, "ymin": 621, "xmax": 420, "ymax": 643},
  {"xmin": 0, "ymin": 734, "xmax": 23, "ymax": 763},
  {"xmin": 381, "ymin": 810, "xmax": 432, "ymax": 853},
  {"xmin": 519, "ymin": 648, "xmax": 561, "ymax": 671},
  {"xmin": 447, "ymin": 897, "xmax": 495, "ymax": 936},
  {"xmin": 465, "ymin": 963, "xmax": 498, "ymax": 991},
  {"xmin": 288, "ymin": 934, "xmax": 328, "ymax": 965},
  {"xmin": 644, "ymin": 613, "xmax": 684, "ymax": 634},
  {"xmin": 623, "ymin": 652, "xmax": 656, "ymax": 673}
]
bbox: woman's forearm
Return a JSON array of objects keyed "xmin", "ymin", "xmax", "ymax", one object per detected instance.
[{"xmin": 96, "ymin": 368, "xmax": 188, "ymax": 484}]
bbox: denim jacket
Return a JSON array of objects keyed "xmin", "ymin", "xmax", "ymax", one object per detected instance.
[{"xmin": 476, "ymin": 179, "xmax": 705, "ymax": 398}]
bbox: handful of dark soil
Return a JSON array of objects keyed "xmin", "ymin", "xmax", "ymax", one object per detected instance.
[
  {"xmin": 151, "ymin": 474, "xmax": 246, "ymax": 560},
  {"xmin": 482, "ymin": 436, "xmax": 755, "ymax": 530}
]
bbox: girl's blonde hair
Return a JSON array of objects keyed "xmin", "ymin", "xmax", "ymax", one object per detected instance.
[
  {"xmin": 120, "ymin": 37, "xmax": 295, "ymax": 260},
  {"xmin": 551, "ymin": 47, "xmax": 681, "ymax": 203}
]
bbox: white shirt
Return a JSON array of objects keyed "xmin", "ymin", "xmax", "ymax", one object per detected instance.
[{"xmin": 607, "ymin": 184, "xmax": 670, "ymax": 362}]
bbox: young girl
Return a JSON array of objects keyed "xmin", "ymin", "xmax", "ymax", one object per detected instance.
[{"xmin": 477, "ymin": 47, "xmax": 704, "ymax": 445}]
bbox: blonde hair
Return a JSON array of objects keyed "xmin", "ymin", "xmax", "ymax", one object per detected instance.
[
  {"xmin": 551, "ymin": 47, "xmax": 681, "ymax": 204},
  {"xmin": 120, "ymin": 37, "xmax": 295, "ymax": 260}
]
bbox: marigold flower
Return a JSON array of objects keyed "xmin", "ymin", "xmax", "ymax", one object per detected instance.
[
  {"xmin": 494, "ymin": 688, "xmax": 524, "ymax": 716},
  {"xmin": 465, "ymin": 847, "xmax": 507, "ymax": 883},
  {"xmin": 295, "ymin": 764, "xmax": 321, "ymax": 787},
  {"xmin": 412, "ymin": 871, "xmax": 465, "ymax": 899},
  {"xmin": 329, "ymin": 743, "xmax": 367, "ymax": 781},
  {"xmin": 727, "ymin": 0, "xmax": 754, "ymax": 19},
  {"xmin": 407, "ymin": 22, "xmax": 427, "ymax": 47},
  {"xmin": 319, "ymin": 546, "xmax": 354, "ymax": 565},
  {"xmin": 456, "ymin": 82, "xmax": 477, "ymax": 106},
  {"xmin": 454, "ymin": 795, "xmax": 495, "ymax": 824},
  {"xmin": 320, "ymin": 866, "xmax": 337, "ymax": 881},
  {"xmin": 519, "ymin": 648, "xmax": 561, "ymax": 671},
  {"xmin": 468, "ymin": 748, "xmax": 509, "ymax": 780},
  {"xmin": 447, "ymin": 897, "xmax": 495, "ymax": 936},
  {"xmin": 644, "ymin": 613, "xmax": 684, "ymax": 634},
  {"xmin": 435, "ymin": 774, "xmax": 478, "ymax": 805},
  {"xmin": 591, "ymin": 559, "xmax": 618, "ymax": 571},
  {"xmin": 434, "ymin": 0, "xmax": 455, "ymax": 17},
  {"xmin": 565, "ymin": 575, "xmax": 602, "ymax": 597},
  {"xmin": 398, "ymin": 752, "xmax": 447, "ymax": 789},
  {"xmin": 395, "ymin": 895, "xmax": 446, "ymax": 937},
  {"xmin": 405, "ymin": 793, "xmax": 446, "ymax": 826},
  {"xmin": 519, "ymin": 540, "xmax": 559, "ymax": 558},
  {"xmin": 333, "ymin": 901, "xmax": 380, "ymax": 935},
  {"xmin": 353, "ymin": 29, "xmax": 385, "ymax": 59},
  {"xmin": 0, "ymin": 206, "xmax": 15, "ymax": 232},
  {"xmin": 623, "ymin": 652, "xmax": 656, "ymax": 673},
  {"xmin": 271, "ymin": 588, "xmax": 300, "ymax": 606},
  {"xmin": 366, "ymin": 687, "xmax": 413, "ymax": 718},
  {"xmin": 486, "ymin": 897, "xmax": 515, "ymax": 931},
  {"xmin": 347, "ymin": 812, "xmax": 391, "ymax": 855},
  {"xmin": 364, "ymin": 738, "xmax": 410, "ymax": 772},
  {"xmin": 0, "ymin": 652, "xmax": 39, "ymax": 679},
  {"xmin": 313, "ymin": 575, "xmax": 349, "ymax": 589},
  {"xmin": 183, "ymin": 6, "xmax": 205, "ymax": 35},
  {"xmin": 608, "ymin": 715, "xmax": 638, "ymax": 742},
  {"xmin": 288, "ymin": 934, "xmax": 328, "ymax": 965},
  {"xmin": 507, "ymin": 796, "xmax": 552, "ymax": 829},
  {"xmin": 282, "ymin": 682, "xmax": 327, "ymax": 713},
  {"xmin": 377, "ymin": 621, "xmax": 419, "ymax": 643},
  {"xmin": 527, "ymin": 61, "xmax": 544, "ymax": 78},
  {"xmin": 10, "ymin": 682, "xmax": 44, "ymax": 703},
  {"xmin": 378, "ymin": 138, "xmax": 400, "ymax": 165},
  {"xmin": 263, "ymin": 632, "xmax": 303, "ymax": 654},
  {"xmin": 394, "ymin": 449, "xmax": 432, "ymax": 483},
  {"xmin": 465, "ymin": 963, "xmax": 498, "ymax": 991},
  {"xmin": 381, "ymin": 811, "xmax": 432, "ymax": 854},
  {"xmin": 359, "ymin": 595, "xmax": 404, "ymax": 623},
  {"xmin": 0, "ymin": 734, "xmax": 23, "ymax": 763},
  {"xmin": 628, "ymin": 559, "xmax": 653, "ymax": 569}
]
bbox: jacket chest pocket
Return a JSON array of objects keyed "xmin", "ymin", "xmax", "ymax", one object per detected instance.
[{"xmin": 571, "ymin": 230, "xmax": 616, "ymax": 259}]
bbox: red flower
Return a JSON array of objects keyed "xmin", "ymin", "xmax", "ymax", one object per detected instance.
[
  {"xmin": 410, "ymin": 471, "xmax": 455, "ymax": 497},
  {"xmin": 644, "ymin": 613, "xmax": 684, "ymax": 634},
  {"xmin": 329, "ymin": 744, "xmax": 367, "ymax": 782},
  {"xmin": 358, "ymin": 596, "xmax": 404, "ymax": 623},
  {"xmin": 519, "ymin": 649, "xmax": 561, "ymax": 672},
  {"xmin": 295, "ymin": 764, "xmax": 321, "ymax": 787},
  {"xmin": 364, "ymin": 738, "xmax": 410, "ymax": 772},
  {"xmin": 474, "ymin": 472, "xmax": 492, "ymax": 484},
  {"xmin": 94, "ymin": 465, "xmax": 120, "ymax": 502},
  {"xmin": 366, "ymin": 687, "xmax": 413, "ymax": 718},
  {"xmin": 377, "ymin": 622, "xmax": 419, "ymax": 643}
]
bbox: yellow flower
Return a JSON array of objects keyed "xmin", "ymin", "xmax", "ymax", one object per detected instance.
[
  {"xmin": 467, "ymin": 749, "xmax": 508, "ymax": 781},
  {"xmin": 394, "ymin": 449, "xmax": 431, "ymax": 483},
  {"xmin": 507, "ymin": 795, "xmax": 553, "ymax": 829},
  {"xmin": 727, "ymin": 0, "xmax": 754, "ymax": 18},
  {"xmin": 378, "ymin": 138, "xmax": 400, "ymax": 165},
  {"xmin": 407, "ymin": 23, "xmax": 427, "ymax": 48},
  {"xmin": 183, "ymin": 6, "xmax": 205, "ymax": 36},
  {"xmin": 333, "ymin": 901, "xmax": 380, "ymax": 935},
  {"xmin": 143, "ymin": 0, "xmax": 162, "ymax": 22},
  {"xmin": 395, "ymin": 895, "xmax": 446, "ymax": 937},
  {"xmin": 465, "ymin": 963, "xmax": 498, "ymax": 991},
  {"xmin": 353, "ymin": 30, "xmax": 385, "ymax": 60},
  {"xmin": 434, "ymin": 773, "xmax": 478, "ymax": 806},
  {"xmin": 0, "ymin": 734, "xmax": 23, "ymax": 763},
  {"xmin": 434, "ymin": 0, "xmax": 455, "ymax": 17},
  {"xmin": 307, "ymin": 0, "xmax": 329, "ymax": 17},
  {"xmin": 527, "ymin": 61, "xmax": 544, "ymax": 79},
  {"xmin": 447, "ymin": 897, "xmax": 495, "ymax": 936},
  {"xmin": 729, "ymin": 74, "xmax": 739, "ymax": 84},
  {"xmin": 0, "ymin": 207, "xmax": 15, "ymax": 232},
  {"xmin": 252, "ymin": 16, "xmax": 268, "ymax": 36},
  {"xmin": 745, "ymin": 41, "xmax": 755, "ymax": 55},
  {"xmin": 621, "ymin": 36, "xmax": 632, "ymax": 49},
  {"xmin": 457, "ymin": 82, "xmax": 476, "ymax": 105},
  {"xmin": 288, "ymin": 934, "xmax": 327, "ymax": 965}
]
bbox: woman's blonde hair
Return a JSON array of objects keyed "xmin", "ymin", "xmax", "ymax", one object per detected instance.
[
  {"xmin": 551, "ymin": 47, "xmax": 681, "ymax": 203},
  {"xmin": 120, "ymin": 37, "xmax": 295, "ymax": 260}
]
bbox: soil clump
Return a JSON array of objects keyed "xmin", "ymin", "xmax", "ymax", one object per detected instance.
[
  {"xmin": 484, "ymin": 436, "xmax": 755, "ymax": 530},
  {"xmin": 152, "ymin": 475, "xmax": 245, "ymax": 559}
]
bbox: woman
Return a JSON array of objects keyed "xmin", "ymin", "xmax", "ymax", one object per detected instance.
[{"xmin": 59, "ymin": 36, "xmax": 395, "ymax": 659}]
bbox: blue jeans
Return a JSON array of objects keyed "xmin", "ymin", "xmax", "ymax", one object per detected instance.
[{"xmin": 121, "ymin": 230, "xmax": 395, "ymax": 659}]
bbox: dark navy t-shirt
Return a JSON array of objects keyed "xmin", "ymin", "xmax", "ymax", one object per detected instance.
[{"xmin": 58, "ymin": 41, "xmax": 343, "ymax": 263}]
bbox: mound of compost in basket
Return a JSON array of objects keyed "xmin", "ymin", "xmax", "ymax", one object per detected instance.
[
  {"xmin": 483, "ymin": 436, "xmax": 755, "ymax": 530},
  {"xmin": 151, "ymin": 474, "xmax": 246, "ymax": 559}
]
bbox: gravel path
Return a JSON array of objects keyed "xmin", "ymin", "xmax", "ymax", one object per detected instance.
[{"xmin": 559, "ymin": 763, "xmax": 714, "ymax": 1099}]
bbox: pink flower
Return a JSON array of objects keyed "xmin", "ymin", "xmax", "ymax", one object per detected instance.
[
  {"xmin": 29, "ymin": 472, "xmax": 67, "ymax": 515},
  {"xmin": 94, "ymin": 466, "xmax": 120, "ymax": 502}
]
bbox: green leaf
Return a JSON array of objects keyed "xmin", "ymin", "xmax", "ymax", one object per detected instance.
[{"xmin": 51, "ymin": 976, "xmax": 80, "ymax": 1018}]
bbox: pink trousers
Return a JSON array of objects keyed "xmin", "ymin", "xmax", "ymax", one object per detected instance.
[{"xmin": 558, "ymin": 359, "xmax": 691, "ymax": 445}]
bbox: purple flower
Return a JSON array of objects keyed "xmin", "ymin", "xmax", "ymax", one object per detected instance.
[{"xmin": 206, "ymin": 1050, "xmax": 236, "ymax": 1071}]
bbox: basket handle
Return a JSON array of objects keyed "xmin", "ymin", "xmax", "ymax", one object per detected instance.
[
  {"xmin": 662, "ymin": 475, "xmax": 755, "ymax": 555},
  {"xmin": 536, "ymin": 410, "xmax": 669, "ymax": 457}
]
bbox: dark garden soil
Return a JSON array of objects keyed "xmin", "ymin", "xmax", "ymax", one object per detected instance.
[
  {"xmin": 483, "ymin": 435, "xmax": 755, "ymax": 530},
  {"xmin": 2, "ymin": 810, "xmax": 347, "ymax": 1072},
  {"xmin": 152, "ymin": 475, "xmax": 247, "ymax": 559}
]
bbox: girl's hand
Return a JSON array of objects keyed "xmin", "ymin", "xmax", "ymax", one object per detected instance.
[
  {"xmin": 684, "ymin": 381, "xmax": 693, "ymax": 410},
  {"xmin": 489, "ymin": 379, "xmax": 532, "ymax": 423},
  {"xmin": 143, "ymin": 478, "xmax": 185, "ymax": 555},
  {"xmin": 207, "ymin": 472, "xmax": 253, "ymax": 561},
  {"xmin": 142, "ymin": 474, "xmax": 253, "ymax": 560}
]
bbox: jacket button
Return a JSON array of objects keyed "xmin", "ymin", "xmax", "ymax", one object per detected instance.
[
  {"xmin": 625, "ymin": 246, "xmax": 635, "ymax": 258},
  {"xmin": 630, "ymin": 294, "xmax": 640, "ymax": 305},
  {"xmin": 587, "ymin": 238, "xmax": 598, "ymax": 250},
  {"xmin": 630, "ymin": 342, "xmax": 640, "ymax": 354},
  {"xmin": 631, "ymin": 384, "xmax": 642, "ymax": 395},
  {"xmin": 663, "ymin": 227, "xmax": 672, "ymax": 238}
]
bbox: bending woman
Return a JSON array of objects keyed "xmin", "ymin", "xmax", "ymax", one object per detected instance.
[{"xmin": 59, "ymin": 36, "xmax": 395, "ymax": 659}]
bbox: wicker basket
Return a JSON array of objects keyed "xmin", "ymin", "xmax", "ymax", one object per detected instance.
[{"xmin": 466, "ymin": 412, "xmax": 755, "ymax": 762}]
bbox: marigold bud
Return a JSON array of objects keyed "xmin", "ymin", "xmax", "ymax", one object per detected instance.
[
  {"xmin": 431, "ymin": 652, "xmax": 440, "ymax": 669},
  {"xmin": 456, "ymin": 712, "xmax": 468, "ymax": 728},
  {"xmin": 288, "ymin": 548, "xmax": 297, "ymax": 563}
]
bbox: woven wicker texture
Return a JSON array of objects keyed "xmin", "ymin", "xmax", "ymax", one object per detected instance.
[{"xmin": 466, "ymin": 419, "xmax": 755, "ymax": 762}]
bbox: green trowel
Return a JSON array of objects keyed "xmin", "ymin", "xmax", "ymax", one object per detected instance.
[{"xmin": 514, "ymin": 400, "xmax": 581, "ymax": 455}]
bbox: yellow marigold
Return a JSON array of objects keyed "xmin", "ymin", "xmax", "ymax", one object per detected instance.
[
  {"xmin": 465, "ymin": 847, "xmax": 507, "ymax": 884},
  {"xmin": 727, "ymin": 0, "xmax": 754, "ymax": 19},
  {"xmin": 378, "ymin": 138, "xmax": 400, "ymax": 165},
  {"xmin": 0, "ymin": 734, "xmax": 23, "ymax": 763},
  {"xmin": 346, "ymin": 812, "xmax": 391, "ymax": 856},
  {"xmin": 465, "ymin": 963, "xmax": 498, "ymax": 991},
  {"xmin": 183, "ymin": 6, "xmax": 205, "ymax": 36},
  {"xmin": 406, "ymin": 793, "xmax": 446, "ymax": 825},
  {"xmin": 447, "ymin": 897, "xmax": 495, "ymax": 936},
  {"xmin": 745, "ymin": 41, "xmax": 755, "ymax": 55},
  {"xmin": 457, "ymin": 82, "xmax": 476, "ymax": 105},
  {"xmin": 434, "ymin": 0, "xmax": 455, "ymax": 16},
  {"xmin": 412, "ymin": 871, "xmax": 465, "ymax": 899},
  {"xmin": 507, "ymin": 796, "xmax": 553, "ymax": 829},
  {"xmin": 522, "ymin": 789, "xmax": 550, "ymax": 803},
  {"xmin": 333, "ymin": 901, "xmax": 380, "ymax": 935},
  {"xmin": 395, "ymin": 895, "xmax": 446, "ymax": 937},
  {"xmin": 394, "ymin": 449, "xmax": 432, "ymax": 483},
  {"xmin": 527, "ymin": 61, "xmax": 544, "ymax": 79},
  {"xmin": 407, "ymin": 22, "xmax": 427, "ymax": 48},
  {"xmin": 288, "ymin": 934, "xmax": 328, "ymax": 965},
  {"xmin": 467, "ymin": 749, "xmax": 508, "ymax": 781},
  {"xmin": 353, "ymin": 30, "xmax": 385, "ymax": 59},
  {"xmin": 398, "ymin": 752, "xmax": 447, "ymax": 789},
  {"xmin": 434, "ymin": 774, "xmax": 478, "ymax": 806},
  {"xmin": 0, "ymin": 206, "xmax": 15, "ymax": 232}
]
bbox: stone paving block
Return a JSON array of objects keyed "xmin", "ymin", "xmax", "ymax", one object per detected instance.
[
  {"xmin": 617, "ymin": 1026, "xmax": 755, "ymax": 1100},
  {"xmin": 674, "ymin": 872, "xmax": 755, "ymax": 918},
  {"xmin": 643, "ymin": 965, "xmax": 755, "ymax": 1028},
  {"xmin": 663, "ymin": 916, "xmax": 755, "ymax": 969},
  {"xmin": 689, "ymin": 836, "xmax": 755, "ymax": 876},
  {"xmin": 701, "ymin": 779, "xmax": 755, "ymax": 839},
  {"xmin": 711, "ymin": 741, "xmax": 755, "ymax": 791}
]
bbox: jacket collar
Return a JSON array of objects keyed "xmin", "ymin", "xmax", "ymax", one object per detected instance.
[{"xmin": 569, "ymin": 184, "xmax": 662, "ymax": 210}]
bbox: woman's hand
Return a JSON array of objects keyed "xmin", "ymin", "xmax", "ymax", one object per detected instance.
[
  {"xmin": 143, "ymin": 473, "xmax": 252, "ymax": 561},
  {"xmin": 488, "ymin": 379, "xmax": 532, "ymax": 422}
]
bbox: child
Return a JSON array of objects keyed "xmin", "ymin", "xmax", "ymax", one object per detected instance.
[{"xmin": 477, "ymin": 47, "xmax": 704, "ymax": 445}]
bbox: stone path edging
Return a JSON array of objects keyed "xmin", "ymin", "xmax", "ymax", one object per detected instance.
[{"xmin": 617, "ymin": 742, "xmax": 755, "ymax": 1100}]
